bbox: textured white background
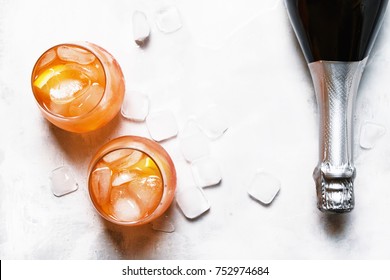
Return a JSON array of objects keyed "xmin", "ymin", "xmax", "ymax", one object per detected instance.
[{"xmin": 1, "ymin": 0, "xmax": 390, "ymax": 259}]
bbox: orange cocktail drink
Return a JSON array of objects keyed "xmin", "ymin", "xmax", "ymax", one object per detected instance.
[
  {"xmin": 88, "ymin": 136, "xmax": 176, "ymax": 226},
  {"xmin": 31, "ymin": 42, "xmax": 125, "ymax": 133}
]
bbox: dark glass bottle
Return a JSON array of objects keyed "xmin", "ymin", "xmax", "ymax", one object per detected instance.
[
  {"xmin": 285, "ymin": 0, "xmax": 389, "ymax": 62},
  {"xmin": 285, "ymin": 0, "xmax": 389, "ymax": 212}
]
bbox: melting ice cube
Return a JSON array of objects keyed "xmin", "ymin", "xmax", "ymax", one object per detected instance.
[
  {"xmin": 111, "ymin": 170, "xmax": 138, "ymax": 187},
  {"xmin": 180, "ymin": 119, "xmax": 202, "ymax": 137},
  {"xmin": 176, "ymin": 186, "xmax": 210, "ymax": 219},
  {"xmin": 68, "ymin": 83, "xmax": 104, "ymax": 116},
  {"xmin": 197, "ymin": 106, "xmax": 229, "ymax": 139},
  {"xmin": 128, "ymin": 176, "xmax": 163, "ymax": 216},
  {"xmin": 90, "ymin": 165, "xmax": 112, "ymax": 205},
  {"xmin": 102, "ymin": 149, "xmax": 134, "ymax": 163},
  {"xmin": 38, "ymin": 49, "xmax": 56, "ymax": 68},
  {"xmin": 48, "ymin": 100, "xmax": 69, "ymax": 117},
  {"xmin": 155, "ymin": 6, "xmax": 183, "ymax": 33},
  {"xmin": 109, "ymin": 150, "xmax": 144, "ymax": 171},
  {"xmin": 121, "ymin": 91, "xmax": 150, "ymax": 121},
  {"xmin": 152, "ymin": 215, "xmax": 175, "ymax": 233},
  {"xmin": 191, "ymin": 157, "xmax": 222, "ymax": 188},
  {"xmin": 247, "ymin": 171, "xmax": 280, "ymax": 205},
  {"xmin": 112, "ymin": 197, "xmax": 142, "ymax": 222},
  {"xmin": 51, "ymin": 166, "xmax": 78, "ymax": 197},
  {"xmin": 180, "ymin": 130, "xmax": 210, "ymax": 162},
  {"xmin": 80, "ymin": 64, "xmax": 101, "ymax": 81},
  {"xmin": 175, "ymin": 160, "xmax": 197, "ymax": 188},
  {"xmin": 49, "ymin": 79, "xmax": 84, "ymax": 104},
  {"xmin": 133, "ymin": 10, "xmax": 150, "ymax": 47},
  {"xmin": 57, "ymin": 45, "xmax": 95, "ymax": 65},
  {"xmin": 146, "ymin": 110, "xmax": 178, "ymax": 142},
  {"xmin": 360, "ymin": 122, "xmax": 386, "ymax": 149}
]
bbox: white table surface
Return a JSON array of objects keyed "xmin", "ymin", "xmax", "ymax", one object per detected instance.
[{"xmin": 2, "ymin": 0, "xmax": 390, "ymax": 260}]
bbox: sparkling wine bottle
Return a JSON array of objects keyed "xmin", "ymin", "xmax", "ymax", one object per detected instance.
[{"xmin": 285, "ymin": 0, "xmax": 389, "ymax": 212}]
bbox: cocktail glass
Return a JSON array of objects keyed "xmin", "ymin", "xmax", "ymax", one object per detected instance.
[
  {"xmin": 88, "ymin": 136, "xmax": 176, "ymax": 226},
  {"xmin": 31, "ymin": 42, "xmax": 125, "ymax": 133}
]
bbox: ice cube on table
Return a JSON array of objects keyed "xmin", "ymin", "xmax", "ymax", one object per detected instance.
[
  {"xmin": 197, "ymin": 106, "xmax": 229, "ymax": 139},
  {"xmin": 191, "ymin": 157, "xmax": 222, "ymax": 188},
  {"xmin": 360, "ymin": 122, "xmax": 386, "ymax": 149},
  {"xmin": 152, "ymin": 215, "xmax": 175, "ymax": 233},
  {"xmin": 155, "ymin": 6, "xmax": 182, "ymax": 33},
  {"xmin": 133, "ymin": 10, "xmax": 150, "ymax": 47},
  {"xmin": 176, "ymin": 186, "xmax": 210, "ymax": 219},
  {"xmin": 51, "ymin": 166, "xmax": 78, "ymax": 197},
  {"xmin": 180, "ymin": 119, "xmax": 202, "ymax": 137},
  {"xmin": 112, "ymin": 197, "xmax": 142, "ymax": 222},
  {"xmin": 247, "ymin": 171, "xmax": 280, "ymax": 205},
  {"xmin": 57, "ymin": 45, "xmax": 95, "ymax": 65},
  {"xmin": 175, "ymin": 160, "xmax": 197, "ymax": 188},
  {"xmin": 146, "ymin": 110, "xmax": 178, "ymax": 142},
  {"xmin": 180, "ymin": 130, "xmax": 210, "ymax": 162},
  {"xmin": 121, "ymin": 91, "xmax": 150, "ymax": 121},
  {"xmin": 90, "ymin": 165, "xmax": 112, "ymax": 205}
]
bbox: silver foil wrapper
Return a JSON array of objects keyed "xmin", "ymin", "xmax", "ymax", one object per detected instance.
[{"xmin": 309, "ymin": 59, "xmax": 367, "ymax": 213}]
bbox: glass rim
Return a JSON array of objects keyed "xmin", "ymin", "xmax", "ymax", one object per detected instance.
[{"xmin": 31, "ymin": 42, "xmax": 108, "ymax": 120}]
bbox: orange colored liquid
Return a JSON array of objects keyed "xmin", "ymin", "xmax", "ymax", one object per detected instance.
[
  {"xmin": 31, "ymin": 43, "xmax": 125, "ymax": 133},
  {"xmin": 90, "ymin": 148, "xmax": 163, "ymax": 222},
  {"xmin": 88, "ymin": 136, "xmax": 176, "ymax": 226}
]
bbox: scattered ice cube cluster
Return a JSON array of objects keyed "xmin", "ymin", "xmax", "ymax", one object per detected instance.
[
  {"xmin": 50, "ymin": 4, "xmax": 282, "ymax": 229},
  {"xmin": 122, "ymin": 96, "xmax": 230, "ymax": 220},
  {"xmin": 121, "ymin": 90, "xmax": 179, "ymax": 142},
  {"xmin": 173, "ymin": 107, "xmax": 229, "ymax": 220},
  {"xmin": 120, "ymin": 99, "xmax": 226, "ymax": 220}
]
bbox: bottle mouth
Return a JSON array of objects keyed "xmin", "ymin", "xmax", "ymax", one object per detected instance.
[{"xmin": 314, "ymin": 167, "xmax": 355, "ymax": 213}]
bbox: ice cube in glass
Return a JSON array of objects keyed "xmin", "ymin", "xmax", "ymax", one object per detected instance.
[{"xmin": 88, "ymin": 136, "xmax": 176, "ymax": 226}]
